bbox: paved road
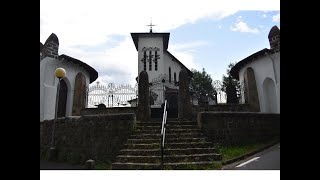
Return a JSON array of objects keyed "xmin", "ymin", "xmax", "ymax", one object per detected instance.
[
  {"xmin": 223, "ymin": 143, "xmax": 280, "ymax": 170},
  {"xmin": 40, "ymin": 160, "xmax": 84, "ymax": 170}
]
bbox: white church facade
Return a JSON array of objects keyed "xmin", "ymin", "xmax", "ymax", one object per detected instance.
[
  {"xmin": 40, "ymin": 33, "xmax": 98, "ymax": 121},
  {"xmin": 131, "ymin": 28, "xmax": 193, "ymax": 108},
  {"xmin": 231, "ymin": 25, "xmax": 280, "ymax": 113}
]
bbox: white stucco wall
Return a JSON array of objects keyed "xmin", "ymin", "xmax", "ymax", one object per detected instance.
[
  {"xmin": 40, "ymin": 56, "xmax": 91, "ymax": 121},
  {"xmin": 163, "ymin": 52, "xmax": 182, "ymax": 82},
  {"xmin": 137, "ymin": 37, "xmax": 164, "ymax": 81},
  {"xmin": 137, "ymin": 36, "xmax": 184, "ymax": 83},
  {"xmin": 238, "ymin": 52, "xmax": 280, "ymax": 113}
]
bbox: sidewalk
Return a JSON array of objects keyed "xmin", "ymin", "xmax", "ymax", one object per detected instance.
[{"xmin": 40, "ymin": 160, "xmax": 84, "ymax": 170}]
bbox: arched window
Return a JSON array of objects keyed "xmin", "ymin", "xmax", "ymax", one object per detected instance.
[
  {"xmin": 154, "ymin": 51, "xmax": 158, "ymax": 71},
  {"xmin": 169, "ymin": 67, "xmax": 171, "ymax": 82},
  {"xmin": 57, "ymin": 79, "xmax": 68, "ymax": 117},
  {"xmin": 143, "ymin": 51, "xmax": 147, "ymax": 71},
  {"xmin": 243, "ymin": 67, "xmax": 260, "ymax": 112},
  {"xmin": 263, "ymin": 77, "xmax": 277, "ymax": 113},
  {"xmin": 174, "ymin": 72, "xmax": 176, "ymax": 83},
  {"xmin": 149, "ymin": 51, "xmax": 152, "ymax": 71}
]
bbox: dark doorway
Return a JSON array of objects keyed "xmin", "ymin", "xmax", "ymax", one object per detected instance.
[
  {"xmin": 57, "ymin": 79, "xmax": 68, "ymax": 118},
  {"xmin": 166, "ymin": 89, "xmax": 178, "ymax": 118}
]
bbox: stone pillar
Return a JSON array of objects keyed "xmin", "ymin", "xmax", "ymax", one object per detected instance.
[
  {"xmin": 137, "ymin": 71, "xmax": 150, "ymax": 121},
  {"xmin": 244, "ymin": 67, "xmax": 260, "ymax": 112},
  {"xmin": 42, "ymin": 33, "xmax": 59, "ymax": 59},
  {"xmin": 178, "ymin": 69, "xmax": 192, "ymax": 120}
]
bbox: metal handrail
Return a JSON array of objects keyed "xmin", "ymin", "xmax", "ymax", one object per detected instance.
[{"xmin": 160, "ymin": 100, "xmax": 167, "ymax": 170}]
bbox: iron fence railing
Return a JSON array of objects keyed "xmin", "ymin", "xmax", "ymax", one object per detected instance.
[{"xmin": 160, "ymin": 100, "xmax": 167, "ymax": 170}]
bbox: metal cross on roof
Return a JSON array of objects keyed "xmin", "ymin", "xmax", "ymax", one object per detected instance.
[{"xmin": 147, "ymin": 20, "xmax": 156, "ymax": 33}]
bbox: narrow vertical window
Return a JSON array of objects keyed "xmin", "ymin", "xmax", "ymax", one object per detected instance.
[
  {"xmin": 169, "ymin": 67, "xmax": 171, "ymax": 83},
  {"xmin": 149, "ymin": 51, "xmax": 152, "ymax": 71},
  {"xmin": 154, "ymin": 51, "xmax": 158, "ymax": 71},
  {"xmin": 143, "ymin": 51, "xmax": 147, "ymax": 71},
  {"xmin": 174, "ymin": 72, "xmax": 176, "ymax": 83}
]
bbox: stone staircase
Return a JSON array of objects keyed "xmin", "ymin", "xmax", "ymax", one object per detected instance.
[{"xmin": 111, "ymin": 118, "xmax": 222, "ymax": 170}]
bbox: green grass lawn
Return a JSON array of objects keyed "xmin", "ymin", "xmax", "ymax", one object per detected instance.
[{"xmin": 218, "ymin": 139, "xmax": 278, "ymax": 162}]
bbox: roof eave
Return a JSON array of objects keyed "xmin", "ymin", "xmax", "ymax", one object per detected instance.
[
  {"xmin": 230, "ymin": 48, "xmax": 272, "ymax": 80},
  {"xmin": 59, "ymin": 54, "xmax": 98, "ymax": 83}
]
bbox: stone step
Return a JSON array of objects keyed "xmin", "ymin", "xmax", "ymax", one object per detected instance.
[
  {"xmin": 150, "ymin": 118, "xmax": 179, "ymax": 121},
  {"xmin": 167, "ymin": 121, "xmax": 198, "ymax": 125},
  {"xmin": 118, "ymin": 147, "xmax": 218, "ymax": 156},
  {"xmin": 136, "ymin": 125, "xmax": 198, "ymax": 130},
  {"xmin": 165, "ymin": 147, "xmax": 218, "ymax": 155},
  {"xmin": 111, "ymin": 161, "xmax": 220, "ymax": 170},
  {"xmin": 124, "ymin": 143, "xmax": 160, "ymax": 149},
  {"xmin": 164, "ymin": 161, "xmax": 220, "ymax": 170},
  {"xmin": 136, "ymin": 122, "xmax": 162, "ymax": 126},
  {"xmin": 112, "ymin": 162, "xmax": 160, "ymax": 170},
  {"xmin": 137, "ymin": 121, "xmax": 197, "ymax": 126},
  {"xmin": 114, "ymin": 153, "xmax": 222, "ymax": 164},
  {"xmin": 129, "ymin": 132, "xmax": 204, "ymax": 139},
  {"xmin": 165, "ymin": 142, "xmax": 214, "ymax": 149},
  {"xmin": 135, "ymin": 129, "xmax": 201, "ymax": 134},
  {"xmin": 123, "ymin": 141, "xmax": 213, "ymax": 149},
  {"xmin": 118, "ymin": 149, "xmax": 161, "ymax": 156},
  {"xmin": 127, "ymin": 137, "xmax": 209, "ymax": 144}
]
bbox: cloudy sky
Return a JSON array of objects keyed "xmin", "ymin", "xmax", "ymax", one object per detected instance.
[{"xmin": 40, "ymin": 0, "xmax": 280, "ymax": 86}]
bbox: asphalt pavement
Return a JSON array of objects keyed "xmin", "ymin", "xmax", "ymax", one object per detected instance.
[{"xmin": 222, "ymin": 143, "xmax": 280, "ymax": 170}]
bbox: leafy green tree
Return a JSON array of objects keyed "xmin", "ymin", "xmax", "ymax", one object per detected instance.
[
  {"xmin": 190, "ymin": 68, "xmax": 216, "ymax": 100},
  {"xmin": 221, "ymin": 63, "xmax": 240, "ymax": 103}
]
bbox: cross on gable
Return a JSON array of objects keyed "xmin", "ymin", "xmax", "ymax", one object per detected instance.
[{"xmin": 147, "ymin": 21, "xmax": 156, "ymax": 33}]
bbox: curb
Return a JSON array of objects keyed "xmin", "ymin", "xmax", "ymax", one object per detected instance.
[{"xmin": 221, "ymin": 140, "xmax": 280, "ymax": 166}]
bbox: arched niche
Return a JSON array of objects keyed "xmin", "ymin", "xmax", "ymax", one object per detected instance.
[
  {"xmin": 263, "ymin": 77, "xmax": 277, "ymax": 113},
  {"xmin": 57, "ymin": 79, "xmax": 68, "ymax": 117},
  {"xmin": 243, "ymin": 67, "xmax": 260, "ymax": 112},
  {"xmin": 72, "ymin": 73, "xmax": 87, "ymax": 115}
]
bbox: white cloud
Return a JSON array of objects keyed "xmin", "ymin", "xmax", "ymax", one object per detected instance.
[
  {"xmin": 230, "ymin": 18, "xmax": 259, "ymax": 33},
  {"xmin": 167, "ymin": 41, "xmax": 209, "ymax": 71},
  {"xmin": 41, "ymin": 0, "xmax": 280, "ymax": 84},
  {"xmin": 272, "ymin": 12, "xmax": 280, "ymax": 22}
]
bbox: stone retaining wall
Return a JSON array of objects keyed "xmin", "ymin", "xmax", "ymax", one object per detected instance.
[
  {"xmin": 81, "ymin": 107, "xmax": 137, "ymax": 116},
  {"xmin": 40, "ymin": 113, "xmax": 136, "ymax": 164},
  {"xmin": 197, "ymin": 112, "xmax": 280, "ymax": 145}
]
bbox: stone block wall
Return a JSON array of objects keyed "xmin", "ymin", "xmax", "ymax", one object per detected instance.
[
  {"xmin": 193, "ymin": 104, "xmax": 251, "ymax": 112},
  {"xmin": 40, "ymin": 113, "xmax": 136, "ymax": 164},
  {"xmin": 80, "ymin": 107, "xmax": 137, "ymax": 116},
  {"xmin": 197, "ymin": 112, "xmax": 280, "ymax": 145}
]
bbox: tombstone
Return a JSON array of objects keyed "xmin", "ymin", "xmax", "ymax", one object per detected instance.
[
  {"xmin": 243, "ymin": 67, "xmax": 260, "ymax": 112},
  {"xmin": 178, "ymin": 69, "xmax": 192, "ymax": 120},
  {"xmin": 137, "ymin": 71, "xmax": 150, "ymax": 121}
]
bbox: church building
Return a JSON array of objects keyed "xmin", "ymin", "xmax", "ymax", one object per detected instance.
[
  {"xmin": 230, "ymin": 25, "xmax": 280, "ymax": 113},
  {"xmin": 40, "ymin": 33, "xmax": 98, "ymax": 121},
  {"xmin": 131, "ymin": 25, "xmax": 193, "ymax": 108}
]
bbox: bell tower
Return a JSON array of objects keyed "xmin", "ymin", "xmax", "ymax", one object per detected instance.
[{"xmin": 131, "ymin": 25, "xmax": 170, "ymax": 82}]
